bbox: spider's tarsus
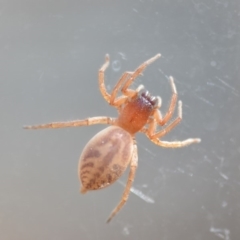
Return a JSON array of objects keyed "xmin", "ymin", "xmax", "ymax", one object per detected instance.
[
  {"xmin": 177, "ymin": 100, "xmax": 183, "ymax": 119},
  {"xmin": 169, "ymin": 76, "xmax": 174, "ymax": 85},
  {"xmin": 23, "ymin": 125, "xmax": 43, "ymax": 130},
  {"xmin": 105, "ymin": 54, "xmax": 110, "ymax": 61},
  {"xmin": 23, "ymin": 125, "xmax": 33, "ymax": 129},
  {"xmin": 169, "ymin": 76, "xmax": 177, "ymax": 94},
  {"xmin": 147, "ymin": 53, "xmax": 161, "ymax": 65},
  {"xmin": 106, "ymin": 215, "xmax": 113, "ymax": 224}
]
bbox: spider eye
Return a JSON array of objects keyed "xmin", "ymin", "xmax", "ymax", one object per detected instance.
[
  {"xmin": 138, "ymin": 87, "xmax": 146, "ymax": 96},
  {"xmin": 150, "ymin": 96, "xmax": 157, "ymax": 106},
  {"xmin": 143, "ymin": 91, "xmax": 148, "ymax": 97},
  {"xmin": 140, "ymin": 91, "xmax": 159, "ymax": 107}
]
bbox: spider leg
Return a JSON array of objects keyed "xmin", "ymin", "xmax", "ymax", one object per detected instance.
[
  {"xmin": 142, "ymin": 76, "xmax": 177, "ymax": 130},
  {"xmin": 99, "ymin": 54, "xmax": 160, "ymax": 107},
  {"xmin": 106, "ymin": 141, "xmax": 138, "ymax": 223},
  {"xmin": 122, "ymin": 54, "xmax": 161, "ymax": 96},
  {"xmin": 144, "ymin": 101, "xmax": 201, "ymax": 147},
  {"xmin": 113, "ymin": 54, "xmax": 161, "ymax": 103},
  {"xmin": 139, "ymin": 108, "xmax": 162, "ymax": 134},
  {"xmin": 98, "ymin": 55, "xmax": 142, "ymax": 107},
  {"xmin": 148, "ymin": 137, "xmax": 201, "ymax": 148},
  {"xmin": 109, "ymin": 71, "xmax": 134, "ymax": 106},
  {"xmin": 151, "ymin": 100, "xmax": 183, "ymax": 139},
  {"xmin": 159, "ymin": 76, "xmax": 178, "ymax": 126},
  {"xmin": 112, "ymin": 83, "xmax": 145, "ymax": 109},
  {"xmin": 99, "ymin": 54, "xmax": 111, "ymax": 103},
  {"xmin": 23, "ymin": 116, "xmax": 115, "ymax": 129}
]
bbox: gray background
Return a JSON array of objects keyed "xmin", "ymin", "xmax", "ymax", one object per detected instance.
[{"xmin": 1, "ymin": 0, "xmax": 239, "ymax": 239}]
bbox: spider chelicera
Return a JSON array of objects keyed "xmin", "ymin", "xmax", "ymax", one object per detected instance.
[{"xmin": 24, "ymin": 53, "xmax": 201, "ymax": 223}]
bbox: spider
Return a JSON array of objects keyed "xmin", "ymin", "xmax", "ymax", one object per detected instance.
[{"xmin": 24, "ymin": 53, "xmax": 201, "ymax": 223}]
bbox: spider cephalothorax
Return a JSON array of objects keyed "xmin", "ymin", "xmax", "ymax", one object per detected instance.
[{"xmin": 116, "ymin": 89, "xmax": 160, "ymax": 135}]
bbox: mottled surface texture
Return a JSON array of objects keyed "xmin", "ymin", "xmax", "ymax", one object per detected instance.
[{"xmin": 79, "ymin": 126, "xmax": 133, "ymax": 192}]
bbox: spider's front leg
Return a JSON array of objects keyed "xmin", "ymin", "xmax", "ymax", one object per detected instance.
[
  {"xmin": 98, "ymin": 54, "xmax": 161, "ymax": 108},
  {"xmin": 121, "ymin": 54, "xmax": 161, "ymax": 97},
  {"xmin": 150, "ymin": 100, "xmax": 183, "ymax": 139},
  {"xmin": 122, "ymin": 54, "xmax": 161, "ymax": 92},
  {"xmin": 106, "ymin": 141, "xmax": 138, "ymax": 223},
  {"xmin": 98, "ymin": 54, "xmax": 137, "ymax": 107},
  {"xmin": 109, "ymin": 71, "xmax": 135, "ymax": 107},
  {"xmin": 110, "ymin": 53, "xmax": 161, "ymax": 105},
  {"xmin": 145, "ymin": 101, "xmax": 201, "ymax": 148}
]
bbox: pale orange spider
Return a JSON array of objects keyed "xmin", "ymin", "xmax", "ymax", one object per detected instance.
[{"xmin": 24, "ymin": 53, "xmax": 201, "ymax": 223}]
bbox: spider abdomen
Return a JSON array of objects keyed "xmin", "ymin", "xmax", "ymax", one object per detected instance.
[{"xmin": 79, "ymin": 126, "xmax": 134, "ymax": 193}]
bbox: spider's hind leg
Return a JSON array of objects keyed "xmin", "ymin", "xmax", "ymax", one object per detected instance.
[{"xmin": 106, "ymin": 142, "xmax": 138, "ymax": 223}]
